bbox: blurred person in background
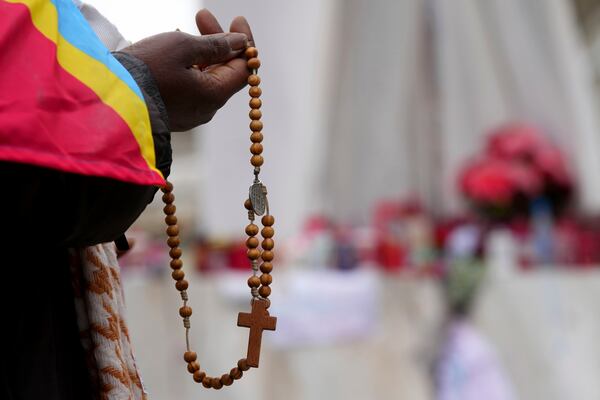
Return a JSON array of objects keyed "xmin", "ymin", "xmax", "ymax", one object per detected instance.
[{"xmin": 0, "ymin": 3, "xmax": 253, "ymax": 399}]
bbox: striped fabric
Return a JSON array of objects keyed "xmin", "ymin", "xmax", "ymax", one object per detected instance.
[{"xmin": 0, "ymin": 0, "xmax": 164, "ymax": 186}]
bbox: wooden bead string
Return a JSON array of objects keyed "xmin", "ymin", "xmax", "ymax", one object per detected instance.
[{"xmin": 159, "ymin": 46, "xmax": 276, "ymax": 390}]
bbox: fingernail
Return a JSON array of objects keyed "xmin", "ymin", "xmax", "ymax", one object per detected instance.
[{"xmin": 227, "ymin": 33, "xmax": 248, "ymax": 51}]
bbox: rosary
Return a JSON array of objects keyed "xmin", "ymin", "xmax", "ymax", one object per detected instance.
[{"xmin": 159, "ymin": 46, "xmax": 277, "ymax": 390}]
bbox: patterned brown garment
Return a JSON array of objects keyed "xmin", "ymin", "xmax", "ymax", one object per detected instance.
[{"xmin": 70, "ymin": 244, "xmax": 147, "ymax": 400}]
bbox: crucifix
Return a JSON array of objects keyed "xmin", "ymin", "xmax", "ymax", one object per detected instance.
[{"xmin": 237, "ymin": 299, "xmax": 277, "ymax": 367}]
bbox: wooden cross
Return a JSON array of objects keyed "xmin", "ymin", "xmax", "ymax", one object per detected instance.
[{"xmin": 237, "ymin": 299, "xmax": 277, "ymax": 367}]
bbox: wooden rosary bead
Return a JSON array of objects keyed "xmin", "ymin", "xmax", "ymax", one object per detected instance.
[
  {"xmin": 261, "ymin": 238, "xmax": 274, "ymax": 250},
  {"xmin": 167, "ymin": 236, "xmax": 180, "ymax": 248},
  {"xmin": 245, "ymin": 46, "xmax": 258, "ymax": 58},
  {"xmin": 261, "ymin": 226, "xmax": 274, "ymax": 238},
  {"xmin": 249, "ymin": 87, "xmax": 262, "ymax": 98},
  {"xmin": 261, "ymin": 251, "xmax": 274, "ymax": 262},
  {"xmin": 179, "ymin": 306, "xmax": 192, "ymax": 318},
  {"xmin": 245, "ymin": 224, "xmax": 259, "ymax": 236},
  {"xmin": 187, "ymin": 361, "xmax": 200, "ymax": 373},
  {"xmin": 230, "ymin": 368, "xmax": 243, "ymax": 380},
  {"xmin": 247, "ymin": 276, "xmax": 261, "ymax": 288},
  {"xmin": 163, "ymin": 204, "xmax": 176, "ymax": 215},
  {"xmin": 260, "ymin": 273, "xmax": 272, "ymax": 286},
  {"xmin": 248, "ymin": 98, "xmax": 262, "ymax": 110},
  {"xmin": 247, "ymin": 57, "xmax": 261, "ymax": 69},
  {"xmin": 184, "ymin": 351, "xmax": 197, "ymax": 363},
  {"xmin": 237, "ymin": 358, "xmax": 250, "ymax": 372},
  {"xmin": 175, "ymin": 279, "xmax": 189, "ymax": 291},
  {"xmin": 250, "ymin": 143, "xmax": 263, "ymax": 155},
  {"xmin": 260, "ymin": 262, "xmax": 273, "ymax": 273},
  {"xmin": 251, "ymin": 155, "xmax": 264, "ymax": 167},
  {"xmin": 248, "ymin": 74, "xmax": 260, "ymax": 86},
  {"xmin": 261, "ymin": 215, "xmax": 275, "ymax": 226},
  {"xmin": 244, "ymin": 198, "xmax": 253, "ymax": 210},
  {"xmin": 161, "ymin": 181, "xmax": 174, "ymax": 193},
  {"xmin": 246, "ymin": 237, "xmax": 259, "ymax": 248},
  {"xmin": 170, "ymin": 259, "xmax": 183, "ymax": 270},
  {"xmin": 212, "ymin": 377, "xmax": 223, "ymax": 389},
  {"xmin": 169, "ymin": 247, "xmax": 182, "ymax": 258},
  {"xmin": 247, "ymin": 248, "xmax": 261, "ymax": 260},
  {"xmin": 259, "ymin": 286, "xmax": 271, "ymax": 298},
  {"xmin": 250, "ymin": 132, "xmax": 263, "ymax": 143},
  {"xmin": 193, "ymin": 370, "xmax": 206, "ymax": 383},
  {"xmin": 250, "ymin": 120, "xmax": 263, "ymax": 131},
  {"xmin": 221, "ymin": 373, "xmax": 233, "ymax": 386},
  {"xmin": 162, "ymin": 192, "xmax": 175, "ymax": 204},
  {"xmin": 166, "ymin": 225, "xmax": 179, "ymax": 237},
  {"xmin": 202, "ymin": 376, "xmax": 212, "ymax": 388},
  {"xmin": 165, "ymin": 215, "xmax": 177, "ymax": 225},
  {"xmin": 249, "ymin": 109, "xmax": 262, "ymax": 120},
  {"xmin": 172, "ymin": 269, "xmax": 185, "ymax": 281}
]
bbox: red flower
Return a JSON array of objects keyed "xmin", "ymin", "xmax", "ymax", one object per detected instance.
[
  {"xmin": 484, "ymin": 122, "xmax": 573, "ymax": 188},
  {"xmin": 459, "ymin": 122, "xmax": 574, "ymax": 218},
  {"xmin": 486, "ymin": 123, "xmax": 547, "ymax": 161},
  {"xmin": 460, "ymin": 158, "xmax": 542, "ymax": 204},
  {"xmin": 508, "ymin": 161, "xmax": 544, "ymax": 195},
  {"xmin": 533, "ymin": 145, "xmax": 572, "ymax": 188}
]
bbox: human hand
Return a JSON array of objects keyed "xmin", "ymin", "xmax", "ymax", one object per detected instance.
[{"xmin": 122, "ymin": 9, "xmax": 255, "ymax": 131}]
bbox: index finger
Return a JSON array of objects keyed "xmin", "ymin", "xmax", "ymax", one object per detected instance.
[
  {"xmin": 230, "ymin": 16, "xmax": 255, "ymax": 47},
  {"xmin": 196, "ymin": 9, "xmax": 224, "ymax": 35}
]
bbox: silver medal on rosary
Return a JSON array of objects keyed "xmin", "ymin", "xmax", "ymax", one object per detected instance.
[{"xmin": 249, "ymin": 182, "xmax": 267, "ymax": 215}]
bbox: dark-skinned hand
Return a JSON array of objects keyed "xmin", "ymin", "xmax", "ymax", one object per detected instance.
[{"xmin": 122, "ymin": 9, "xmax": 255, "ymax": 132}]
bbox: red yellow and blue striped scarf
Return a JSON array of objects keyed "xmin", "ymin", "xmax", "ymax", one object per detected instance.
[{"xmin": 0, "ymin": 0, "xmax": 164, "ymax": 186}]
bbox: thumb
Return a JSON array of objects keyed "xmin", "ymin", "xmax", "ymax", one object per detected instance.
[{"xmin": 181, "ymin": 32, "xmax": 247, "ymax": 67}]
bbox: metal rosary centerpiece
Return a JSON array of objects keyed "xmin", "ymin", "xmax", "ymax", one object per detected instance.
[
  {"xmin": 249, "ymin": 178, "xmax": 267, "ymax": 216},
  {"xmin": 160, "ymin": 46, "xmax": 277, "ymax": 390}
]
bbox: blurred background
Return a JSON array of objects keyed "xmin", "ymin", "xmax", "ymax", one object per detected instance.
[{"xmin": 92, "ymin": 0, "xmax": 600, "ymax": 399}]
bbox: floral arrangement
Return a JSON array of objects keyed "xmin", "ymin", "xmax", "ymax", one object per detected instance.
[{"xmin": 459, "ymin": 123, "xmax": 573, "ymax": 220}]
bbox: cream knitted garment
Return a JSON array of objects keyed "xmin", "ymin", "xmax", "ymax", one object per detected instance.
[{"xmin": 71, "ymin": 245, "xmax": 147, "ymax": 400}]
